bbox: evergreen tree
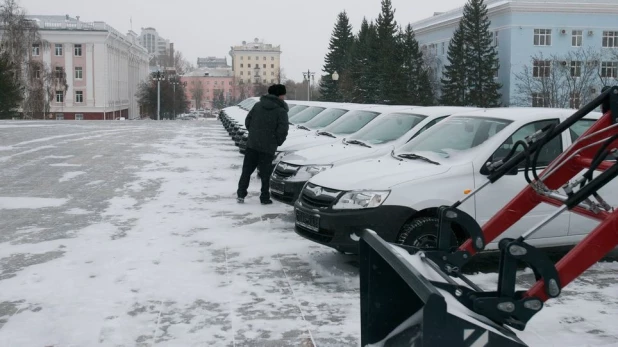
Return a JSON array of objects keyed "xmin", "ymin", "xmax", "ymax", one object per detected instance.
[
  {"xmin": 400, "ymin": 24, "xmax": 434, "ymax": 105},
  {"xmin": 319, "ymin": 11, "xmax": 354, "ymax": 102},
  {"xmin": 348, "ymin": 18, "xmax": 380, "ymax": 103},
  {"xmin": 375, "ymin": 0, "xmax": 405, "ymax": 103},
  {"xmin": 0, "ymin": 53, "xmax": 23, "ymax": 119},
  {"xmin": 440, "ymin": 22, "xmax": 468, "ymax": 106},
  {"xmin": 461, "ymin": 0, "xmax": 502, "ymax": 107}
]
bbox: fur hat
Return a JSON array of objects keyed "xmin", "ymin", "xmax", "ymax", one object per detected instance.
[{"xmin": 268, "ymin": 84, "xmax": 287, "ymax": 96}]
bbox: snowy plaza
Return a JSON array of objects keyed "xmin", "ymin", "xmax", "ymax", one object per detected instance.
[{"xmin": 1, "ymin": 119, "xmax": 618, "ymax": 347}]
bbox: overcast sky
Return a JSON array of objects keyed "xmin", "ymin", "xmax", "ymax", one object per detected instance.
[{"xmin": 20, "ymin": 0, "xmax": 466, "ymax": 82}]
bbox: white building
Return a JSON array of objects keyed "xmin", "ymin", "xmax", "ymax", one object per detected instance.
[
  {"xmin": 138, "ymin": 27, "xmax": 172, "ymax": 66},
  {"xmin": 26, "ymin": 15, "xmax": 150, "ymax": 120},
  {"xmin": 229, "ymin": 38, "xmax": 282, "ymax": 85}
]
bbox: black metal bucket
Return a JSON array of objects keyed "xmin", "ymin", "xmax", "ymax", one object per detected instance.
[{"xmin": 359, "ymin": 229, "xmax": 528, "ymax": 347}]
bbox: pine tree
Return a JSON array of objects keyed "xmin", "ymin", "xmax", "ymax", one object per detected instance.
[
  {"xmin": 400, "ymin": 24, "xmax": 434, "ymax": 105},
  {"xmin": 319, "ymin": 11, "xmax": 354, "ymax": 102},
  {"xmin": 0, "ymin": 53, "xmax": 23, "ymax": 119},
  {"xmin": 462, "ymin": 0, "xmax": 502, "ymax": 107},
  {"xmin": 440, "ymin": 22, "xmax": 468, "ymax": 106},
  {"xmin": 348, "ymin": 18, "xmax": 380, "ymax": 103},
  {"xmin": 375, "ymin": 0, "xmax": 405, "ymax": 103}
]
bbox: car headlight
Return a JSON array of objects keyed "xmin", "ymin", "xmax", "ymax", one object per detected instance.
[
  {"xmin": 303, "ymin": 165, "xmax": 333, "ymax": 175},
  {"xmin": 332, "ymin": 190, "xmax": 391, "ymax": 210}
]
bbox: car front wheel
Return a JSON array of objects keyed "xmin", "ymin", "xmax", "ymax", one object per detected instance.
[{"xmin": 396, "ymin": 217, "xmax": 459, "ymax": 249}]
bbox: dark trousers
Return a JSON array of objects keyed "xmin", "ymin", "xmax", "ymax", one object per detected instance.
[{"xmin": 237, "ymin": 148, "xmax": 275, "ymax": 201}]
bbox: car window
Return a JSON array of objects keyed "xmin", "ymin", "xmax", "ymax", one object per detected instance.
[
  {"xmin": 322, "ymin": 110, "xmax": 380, "ymax": 135},
  {"xmin": 491, "ymin": 119, "xmax": 561, "ymax": 168},
  {"xmin": 396, "ymin": 116, "xmax": 512, "ymax": 159},
  {"xmin": 570, "ymin": 119, "xmax": 595, "ymax": 142},
  {"xmin": 303, "ymin": 108, "xmax": 349, "ymax": 129},
  {"xmin": 289, "ymin": 107, "xmax": 326, "ymax": 124},
  {"xmin": 408, "ymin": 116, "xmax": 448, "ymax": 142},
  {"xmin": 288, "ymin": 105, "xmax": 309, "ymax": 117},
  {"xmin": 349, "ymin": 113, "xmax": 426, "ymax": 144}
]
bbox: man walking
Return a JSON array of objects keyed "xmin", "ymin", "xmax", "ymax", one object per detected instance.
[{"xmin": 237, "ymin": 84, "xmax": 289, "ymax": 204}]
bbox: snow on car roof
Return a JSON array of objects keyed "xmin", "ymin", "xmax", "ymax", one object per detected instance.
[{"xmin": 446, "ymin": 107, "xmax": 603, "ymax": 122}]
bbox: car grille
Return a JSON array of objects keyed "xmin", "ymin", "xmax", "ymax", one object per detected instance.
[
  {"xmin": 274, "ymin": 162, "xmax": 300, "ymax": 179},
  {"xmin": 300, "ymin": 183, "xmax": 341, "ymax": 209}
]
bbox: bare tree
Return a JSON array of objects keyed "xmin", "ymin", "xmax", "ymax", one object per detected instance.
[
  {"xmin": 421, "ymin": 48, "xmax": 443, "ymax": 102},
  {"xmin": 513, "ymin": 47, "xmax": 617, "ymax": 108},
  {"xmin": 189, "ymin": 81, "xmax": 204, "ymax": 109},
  {"xmin": 173, "ymin": 51, "xmax": 194, "ymax": 75}
]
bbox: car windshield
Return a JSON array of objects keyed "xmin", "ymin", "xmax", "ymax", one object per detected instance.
[
  {"xmin": 395, "ymin": 116, "xmax": 512, "ymax": 159},
  {"xmin": 348, "ymin": 112, "xmax": 426, "ymax": 145},
  {"xmin": 289, "ymin": 107, "xmax": 326, "ymax": 124},
  {"xmin": 321, "ymin": 110, "xmax": 381, "ymax": 135},
  {"xmin": 302, "ymin": 108, "xmax": 349, "ymax": 129},
  {"xmin": 288, "ymin": 105, "xmax": 309, "ymax": 117}
]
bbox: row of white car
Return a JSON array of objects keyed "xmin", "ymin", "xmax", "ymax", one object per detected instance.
[{"xmin": 218, "ymin": 98, "xmax": 616, "ymax": 255}]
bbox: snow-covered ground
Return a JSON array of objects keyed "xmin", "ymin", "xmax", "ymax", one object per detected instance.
[{"xmin": 0, "ymin": 119, "xmax": 617, "ymax": 347}]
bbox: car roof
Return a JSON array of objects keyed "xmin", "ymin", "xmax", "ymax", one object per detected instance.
[
  {"xmin": 355, "ymin": 105, "xmax": 419, "ymax": 113},
  {"xmin": 408, "ymin": 106, "xmax": 482, "ymax": 117},
  {"xmin": 445, "ymin": 107, "xmax": 603, "ymax": 122}
]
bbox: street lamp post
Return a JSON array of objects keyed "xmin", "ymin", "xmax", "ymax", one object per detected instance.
[
  {"xmin": 170, "ymin": 77, "xmax": 186, "ymax": 120},
  {"xmin": 152, "ymin": 70, "xmax": 165, "ymax": 120},
  {"xmin": 302, "ymin": 69, "xmax": 315, "ymax": 101},
  {"xmin": 332, "ymin": 71, "xmax": 339, "ymax": 101}
]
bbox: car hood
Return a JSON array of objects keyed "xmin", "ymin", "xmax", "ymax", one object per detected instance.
[
  {"xmin": 282, "ymin": 142, "xmax": 382, "ymax": 166},
  {"xmin": 309, "ymin": 156, "xmax": 451, "ymax": 191},
  {"xmin": 278, "ymin": 134, "xmax": 338, "ymax": 152}
]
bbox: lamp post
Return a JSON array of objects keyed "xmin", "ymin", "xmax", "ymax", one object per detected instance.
[
  {"xmin": 332, "ymin": 71, "xmax": 339, "ymax": 101},
  {"xmin": 302, "ymin": 69, "xmax": 315, "ymax": 101},
  {"xmin": 170, "ymin": 77, "xmax": 186, "ymax": 120},
  {"xmin": 152, "ymin": 70, "xmax": 165, "ymax": 120}
]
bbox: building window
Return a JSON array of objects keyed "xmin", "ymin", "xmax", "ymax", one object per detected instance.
[
  {"xmin": 570, "ymin": 61, "xmax": 582, "ymax": 77},
  {"xmin": 601, "ymin": 61, "xmax": 618, "ymax": 78},
  {"xmin": 255, "ymin": 56, "xmax": 259, "ymax": 60},
  {"xmin": 533, "ymin": 60, "xmax": 551, "ymax": 77},
  {"xmin": 229, "ymin": 81, "xmax": 232, "ymax": 85},
  {"xmin": 55, "ymin": 67, "xmax": 64, "ymax": 79},
  {"xmin": 271, "ymin": 72, "xmax": 275, "ymax": 76},
  {"xmin": 271, "ymin": 64, "xmax": 274, "ymax": 68},
  {"xmin": 572, "ymin": 30, "xmax": 583, "ymax": 47},
  {"xmin": 32, "ymin": 44, "xmax": 40, "ymax": 56},
  {"xmin": 263, "ymin": 64, "xmax": 266, "ymax": 68},
  {"xmin": 531, "ymin": 92, "xmax": 549, "ymax": 107},
  {"xmin": 494, "ymin": 31, "xmax": 499, "ymax": 46},
  {"xmin": 74, "ymin": 44, "xmax": 82, "ymax": 56},
  {"xmin": 240, "ymin": 71, "xmax": 243, "ymax": 75},
  {"xmin": 533, "ymin": 29, "xmax": 551, "ymax": 46},
  {"xmin": 569, "ymin": 92, "xmax": 581, "ymax": 109},
  {"xmin": 271, "ymin": 57, "xmax": 274, "ymax": 61},
  {"xmin": 75, "ymin": 91, "xmax": 83, "ymax": 103},
  {"xmin": 56, "ymin": 91, "xmax": 64, "ymax": 103},
  {"xmin": 239, "ymin": 79, "xmax": 243, "ymax": 83},
  {"xmin": 602, "ymin": 31, "xmax": 618, "ymax": 48},
  {"xmin": 441, "ymin": 42, "xmax": 445, "ymax": 54},
  {"xmin": 248, "ymin": 56, "xmax": 251, "ymax": 60},
  {"xmin": 56, "ymin": 113, "xmax": 64, "ymax": 120},
  {"xmin": 75, "ymin": 114, "xmax": 84, "ymax": 120},
  {"xmin": 240, "ymin": 63, "xmax": 243, "ymax": 68},
  {"xmin": 248, "ymin": 64, "xmax": 251, "ymax": 68},
  {"xmin": 240, "ymin": 56, "xmax": 244, "ymax": 60},
  {"xmin": 34, "ymin": 68, "xmax": 40, "ymax": 79},
  {"xmin": 75, "ymin": 67, "xmax": 83, "ymax": 79},
  {"xmin": 215, "ymin": 81, "xmax": 218, "ymax": 85},
  {"xmin": 55, "ymin": 44, "xmax": 63, "ymax": 56},
  {"xmin": 263, "ymin": 56, "xmax": 266, "ymax": 60},
  {"xmin": 271, "ymin": 79, "xmax": 275, "ymax": 83}
]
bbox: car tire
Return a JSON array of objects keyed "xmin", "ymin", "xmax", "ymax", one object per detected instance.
[{"xmin": 396, "ymin": 217, "xmax": 459, "ymax": 249}]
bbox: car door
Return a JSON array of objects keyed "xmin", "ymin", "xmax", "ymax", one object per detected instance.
[
  {"xmin": 567, "ymin": 118, "xmax": 618, "ymax": 236},
  {"xmin": 474, "ymin": 118, "xmax": 571, "ymax": 241}
]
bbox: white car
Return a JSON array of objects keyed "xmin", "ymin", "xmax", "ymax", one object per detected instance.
[
  {"xmin": 293, "ymin": 107, "xmax": 613, "ymax": 254},
  {"xmin": 273, "ymin": 105, "xmax": 418, "ymax": 166},
  {"xmin": 270, "ymin": 106, "xmax": 479, "ymax": 205}
]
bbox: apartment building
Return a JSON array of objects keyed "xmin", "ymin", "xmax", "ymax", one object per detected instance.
[
  {"xmin": 180, "ymin": 68, "xmax": 236, "ymax": 110},
  {"xmin": 26, "ymin": 15, "xmax": 149, "ymax": 120},
  {"xmin": 229, "ymin": 38, "xmax": 282, "ymax": 86},
  {"xmin": 411, "ymin": 0, "xmax": 618, "ymax": 106}
]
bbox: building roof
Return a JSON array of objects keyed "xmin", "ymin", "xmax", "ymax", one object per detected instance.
[
  {"xmin": 183, "ymin": 68, "xmax": 234, "ymax": 77},
  {"xmin": 26, "ymin": 15, "xmax": 79, "ymax": 22},
  {"xmin": 230, "ymin": 38, "xmax": 281, "ymax": 53},
  {"xmin": 411, "ymin": 0, "xmax": 618, "ymax": 31}
]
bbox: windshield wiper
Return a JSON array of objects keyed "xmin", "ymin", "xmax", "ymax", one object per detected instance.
[
  {"xmin": 397, "ymin": 153, "xmax": 441, "ymax": 165},
  {"xmin": 317, "ymin": 131, "xmax": 336, "ymax": 138},
  {"xmin": 346, "ymin": 139, "xmax": 372, "ymax": 148},
  {"xmin": 297, "ymin": 125, "xmax": 311, "ymax": 131}
]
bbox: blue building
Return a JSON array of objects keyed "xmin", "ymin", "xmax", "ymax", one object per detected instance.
[{"xmin": 411, "ymin": 0, "xmax": 618, "ymax": 107}]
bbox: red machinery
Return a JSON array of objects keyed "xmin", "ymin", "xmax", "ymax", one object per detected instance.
[{"xmin": 359, "ymin": 86, "xmax": 618, "ymax": 347}]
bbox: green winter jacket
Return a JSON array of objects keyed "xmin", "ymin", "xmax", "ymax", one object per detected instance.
[{"xmin": 245, "ymin": 95, "xmax": 289, "ymax": 155}]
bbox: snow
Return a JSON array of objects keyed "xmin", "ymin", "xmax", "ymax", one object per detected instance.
[
  {"xmin": 58, "ymin": 171, "xmax": 86, "ymax": 182},
  {"xmin": 0, "ymin": 120, "xmax": 617, "ymax": 346},
  {"xmin": 0, "ymin": 197, "xmax": 68, "ymax": 209}
]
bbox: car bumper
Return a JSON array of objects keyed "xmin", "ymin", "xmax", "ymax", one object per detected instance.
[
  {"xmin": 293, "ymin": 201, "xmax": 415, "ymax": 254},
  {"xmin": 270, "ymin": 177, "xmax": 305, "ymax": 206}
]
